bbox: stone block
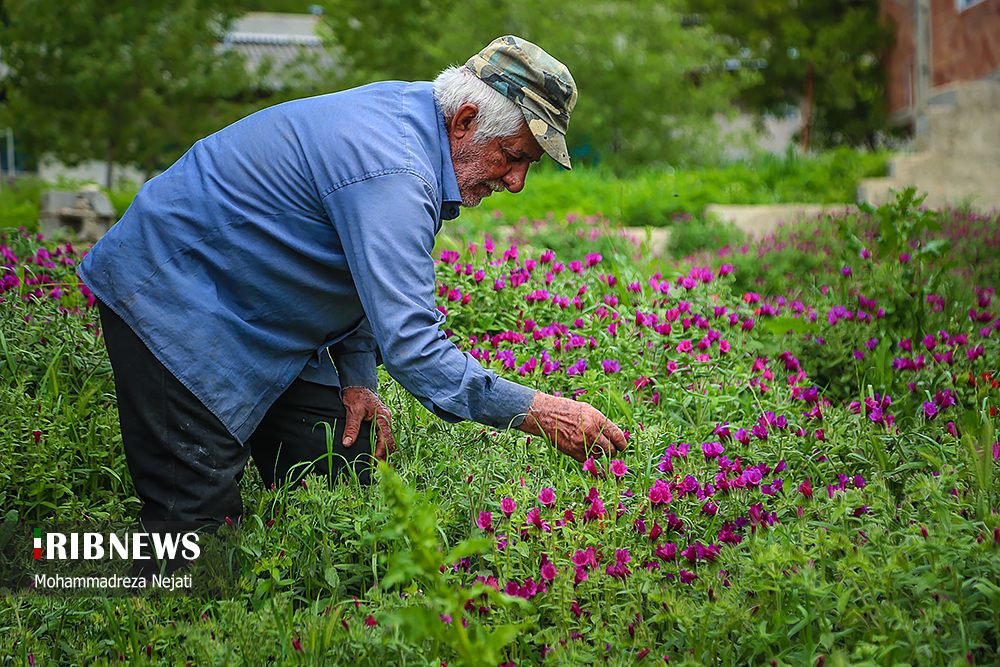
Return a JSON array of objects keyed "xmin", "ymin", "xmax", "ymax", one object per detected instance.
[{"xmin": 39, "ymin": 186, "xmax": 116, "ymax": 241}]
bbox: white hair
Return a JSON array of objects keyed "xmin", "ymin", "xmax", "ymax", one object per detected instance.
[{"xmin": 433, "ymin": 66, "xmax": 526, "ymax": 144}]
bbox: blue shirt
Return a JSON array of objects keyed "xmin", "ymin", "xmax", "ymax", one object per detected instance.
[{"xmin": 78, "ymin": 81, "xmax": 537, "ymax": 443}]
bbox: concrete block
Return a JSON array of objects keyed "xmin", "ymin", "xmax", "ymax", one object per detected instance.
[{"xmin": 39, "ymin": 186, "xmax": 116, "ymax": 242}]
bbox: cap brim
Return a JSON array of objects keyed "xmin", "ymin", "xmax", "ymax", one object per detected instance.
[{"xmin": 523, "ymin": 108, "xmax": 572, "ymax": 170}]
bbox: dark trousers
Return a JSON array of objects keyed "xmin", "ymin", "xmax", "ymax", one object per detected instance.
[{"xmin": 98, "ymin": 301, "xmax": 374, "ymax": 532}]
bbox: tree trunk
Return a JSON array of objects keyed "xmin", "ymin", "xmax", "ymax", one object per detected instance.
[
  {"xmin": 105, "ymin": 139, "xmax": 115, "ymax": 190},
  {"xmin": 800, "ymin": 62, "xmax": 815, "ymax": 153}
]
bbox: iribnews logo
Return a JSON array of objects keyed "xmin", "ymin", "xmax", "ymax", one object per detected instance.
[{"xmin": 32, "ymin": 528, "xmax": 202, "ymax": 561}]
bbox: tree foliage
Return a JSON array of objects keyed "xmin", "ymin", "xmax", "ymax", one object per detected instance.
[
  {"xmin": 0, "ymin": 0, "xmax": 254, "ymax": 185},
  {"xmin": 321, "ymin": 0, "xmax": 757, "ymax": 171},
  {"xmin": 687, "ymin": 0, "xmax": 896, "ymax": 149}
]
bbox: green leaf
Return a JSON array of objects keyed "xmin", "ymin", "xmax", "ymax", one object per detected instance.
[
  {"xmin": 324, "ymin": 566, "xmax": 340, "ymax": 590},
  {"xmin": 761, "ymin": 316, "xmax": 819, "ymax": 337}
]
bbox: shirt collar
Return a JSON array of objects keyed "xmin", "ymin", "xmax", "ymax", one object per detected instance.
[{"xmin": 437, "ymin": 113, "xmax": 462, "ymax": 221}]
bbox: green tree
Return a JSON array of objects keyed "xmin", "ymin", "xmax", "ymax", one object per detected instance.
[
  {"xmin": 321, "ymin": 0, "xmax": 756, "ymax": 171},
  {"xmin": 0, "ymin": 0, "xmax": 254, "ymax": 186},
  {"xmin": 687, "ymin": 0, "xmax": 895, "ymax": 150}
]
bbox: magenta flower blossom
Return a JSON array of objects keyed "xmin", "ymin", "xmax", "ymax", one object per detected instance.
[
  {"xmin": 538, "ymin": 488, "xmax": 556, "ymax": 506},
  {"xmin": 583, "ymin": 457, "xmax": 602, "ymax": 477},
  {"xmin": 477, "ymin": 511, "xmax": 492, "ymax": 531},
  {"xmin": 610, "ymin": 460, "xmax": 627, "ymax": 477},
  {"xmin": 654, "ymin": 543, "xmax": 677, "ymax": 561},
  {"xmin": 601, "ymin": 359, "xmax": 621, "ymax": 373},
  {"xmin": 584, "ymin": 497, "xmax": 606, "ymax": 521},
  {"xmin": 922, "ymin": 401, "xmax": 938, "ymax": 419},
  {"xmin": 501, "ymin": 497, "xmax": 516, "ymax": 517},
  {"xmin": 648, "ymin": 520, "xmax": 663, "ymax": 542},
  {"xmin": 680, "ymin": 570, "xmax": 697, "ymax": 583},
  {"xmin": 678, "ymin": 475, "xmax": 699, "ymax": 496},
  {"xmin": 718, "ymin": 524, "xmax": 742, "ymax": 545},
  {"xmin": 526, "ymin": 507, "xmax": 548, "ymax": 531},
  {"xmin": 541, "ymin": 561, "xmax": 557, "ymax": 581},
  {"xmin": 648, "ymin": 480, "xmax": 674, "ymax": 505},
  {"xmin": 701, "ymin": 441, "xmax": 725, "ymax": 459}
]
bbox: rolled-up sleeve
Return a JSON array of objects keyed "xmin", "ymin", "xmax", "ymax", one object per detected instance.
[
  {"xmin": 330, "ymin": 317, "xmax": 379, "ymax": 392},
  {"xmin": 322, "ymin": 171, "xmax": 536, "ymax": 428}
]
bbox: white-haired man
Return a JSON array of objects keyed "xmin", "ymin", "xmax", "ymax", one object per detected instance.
[{"xmin": 78, "ymin": 36, "xmax": 627, "ymax": 550}]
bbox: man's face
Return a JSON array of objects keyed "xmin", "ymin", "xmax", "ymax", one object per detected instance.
[{"xmin": 449, "ymin": 113, "xmax": 545, "ymax": 208}]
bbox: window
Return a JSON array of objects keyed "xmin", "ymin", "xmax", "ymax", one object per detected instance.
[{"xmin": 957, "ymin": 0, "xmax": 987, "ymax": 10}]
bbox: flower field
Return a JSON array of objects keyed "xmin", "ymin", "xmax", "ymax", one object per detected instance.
[{"xmin": 1, "ymin": 189, "xmax": 999, "ymax": 666}]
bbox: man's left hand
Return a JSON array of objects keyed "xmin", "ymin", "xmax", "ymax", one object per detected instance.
[{"xmin": 341, "ymin": 387, "xmax": 396, "ymax": 461}]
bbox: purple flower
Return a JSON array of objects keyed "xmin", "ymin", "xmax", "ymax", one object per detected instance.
[
  {"xmin": 602, "ymin": 359, "xmax": 621, "ymax": 374},
  {"xmin": 584, "ymin": 496, "xmax": 606, "ymax": 521},
  {"xmin": 538, "ymin": 488, "xmax": 555, "ymax": 506},
  {"xmin": 610, "ymin": 460, "xmax": 627, "ymax": 477},
  {"xmin": 680, "ymin": 570, "xmax": 697, "ymax": 583},
  {"xmin": 678, "ymin": 475, "xmax": 699, "ymax": 495},
  {"xmin": 648, "ymin": 479, "xmax": 674, "ymax": 505},
  {"xmin": 923, "ymin": 401, "xmax": 938, "ymax": 419},
  {"xmin": 654, "ymin": 543, "xmax": 677, "ymax": 561},
  {"xmin": 501, "ymin": 497, "xmax": 516, "ymax": 517},
  {"xmin": 477, "ymin": 511, "xmax": 492, "ymax": 531},
  {"xmin": 541, "ymin": 561, "xmax": 557, "ymax": 581},
  {"xmin": 701, "ymin": 441, "xmax": 725, "ymax": 459}
]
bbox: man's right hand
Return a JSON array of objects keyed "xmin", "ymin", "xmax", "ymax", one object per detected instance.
[{"xmin": 515, "ymin": 392, "xmax": 628, "ymax": 462}]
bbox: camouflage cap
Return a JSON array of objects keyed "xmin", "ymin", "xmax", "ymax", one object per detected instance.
[{"xmin": 466, "ymin": 35, "xmax": 578, "ymax": 170}]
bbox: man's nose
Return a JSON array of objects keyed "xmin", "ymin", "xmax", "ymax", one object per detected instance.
[{"xmin": 503, "ymin": 162, "xmax": 530, "ymax": 194}]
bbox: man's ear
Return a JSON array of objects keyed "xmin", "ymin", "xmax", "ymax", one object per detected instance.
[{"xmin": 448, "ymin": 103, "xmax": 479, "ymax": 141}]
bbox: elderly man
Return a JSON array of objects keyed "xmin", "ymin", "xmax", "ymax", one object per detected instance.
[{"xmin": 79, "ymin": 36, "xmax": 627, "ymax": 534}]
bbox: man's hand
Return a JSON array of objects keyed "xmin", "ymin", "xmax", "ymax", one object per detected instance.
[
  {"xmin": 515, "ymin": 392, "xmax": 627, "ymax": 462},
  {"xmin": 341, "ymin": 387, "xmax": 396, "ymax": 461}
]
